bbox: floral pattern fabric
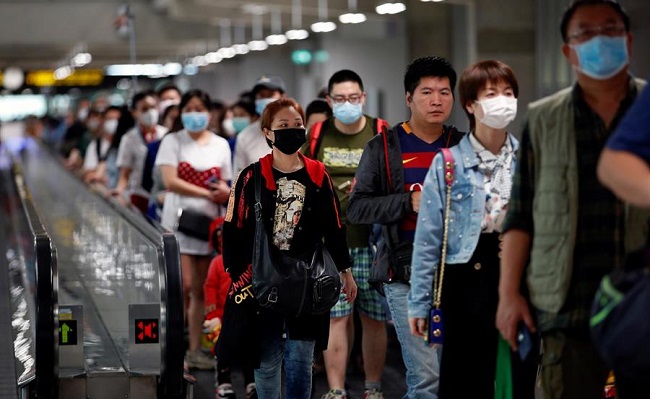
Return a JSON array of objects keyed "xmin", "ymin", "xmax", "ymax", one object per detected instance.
[{"xmin": 469, "ymin": 133, "xmax": 514, "ymax": 233}]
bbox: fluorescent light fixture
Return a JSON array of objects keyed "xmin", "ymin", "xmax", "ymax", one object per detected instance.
[
  {"xmin": 231, "ymin": 44, "xmax": 250, "ymax": 54},
  {"xmin": 71, "ymin": 52, "xmax": 92, "ymax": 67},
  {"xmin": 286, "ymin": 29, "xmax": 309, "ymax": 40},
  {"xmin": 105, "ymin": 64, "xmax": 165, "ymax": 76},
  {"xmin": 183, "ymin": 64, "xmax": 198, "ymax": 76},
  {"xmin": 192, "ymin": 55, "xmax": 208, "ymax": 67},
  {"xmin": 54, "ymin": 66, "xmax": 73, "ymax": 80},
  {"xmin": 311, "ymin": 21, "xmax": 337, "ymax": 33},
  {"xmin": 375, "ymin": 2, "xmax": 406, "ymax": 14},
  {"xmin": 266, "ymin": 34, "xmax": 288, "ymax": 45},
  {"xmin": 217, "ymin": 47, "xmax": 236, "ymax": 58},
  {"xmin": 163, "ymin": 62, "xmax": 183, "ymax": 75},
  {"xmin": 205, "ymin": 52, "xmax": 223, "ymax": 64},
  {"xmin": 248, "ymin": 40, "xmax": 269, "ymax": 51},
  {"xmin": 339, "ymin": 12, "xmax": 366, "ymax": 24}
]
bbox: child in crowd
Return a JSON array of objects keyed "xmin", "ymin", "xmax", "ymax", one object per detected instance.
[{"xmin": 204, "ymin": 217, "xmax": 257, "ymax": 399}]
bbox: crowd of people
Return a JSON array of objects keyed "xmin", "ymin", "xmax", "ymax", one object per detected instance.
[{"xmin": 15, "ymin": 0, "xmax": 650, "ymax": 398}]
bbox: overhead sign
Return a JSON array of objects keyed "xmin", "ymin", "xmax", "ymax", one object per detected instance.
[{"xmin": 24, "ymin": 69, "xmax": 104, "ymax": 87}]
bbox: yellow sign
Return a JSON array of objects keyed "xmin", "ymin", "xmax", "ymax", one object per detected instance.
[{"xmin": 25, "ymin": 69, "xmax": 103, "ymax": 87}]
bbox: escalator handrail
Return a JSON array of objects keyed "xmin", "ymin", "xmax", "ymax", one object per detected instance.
[{"xmin": 11, "ymin": 162, "xmax": 58, "ymax": 399}]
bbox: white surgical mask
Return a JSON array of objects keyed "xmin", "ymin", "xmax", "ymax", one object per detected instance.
[
  {"xmin": 139, "ymin": 108, "xmax": 159, "ymax": 128},
  {"xmin": 103, "ymin": 119, "xmax": 118, "ymax": 135},
  {"xmin": 477, "ymin": 96, "xmax": 517, "ymax": 129},
  {"xmin": 158, "ymin": 99, "xmax": 179, "ymax": 115}
]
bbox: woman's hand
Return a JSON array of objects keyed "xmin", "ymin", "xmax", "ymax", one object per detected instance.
[
  {"xmin": 409, "ymin": 317, "xmax": 427, "ymax": 338},
  {"xmin": 340, "ymin": 272, "xmax": 357, "ymax": 303},
  {"xmin": 208, "ymin": 180, "xmax": 230, "ymax": 204}
]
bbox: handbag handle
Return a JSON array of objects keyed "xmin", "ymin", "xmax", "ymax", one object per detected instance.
[{"xmin": 432, "ymin": 148, "xmax": 455, "ymax": 310}]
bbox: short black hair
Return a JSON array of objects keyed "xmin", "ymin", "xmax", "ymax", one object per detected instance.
[
  {"xmin": 560, "ymin": 0, "xmax": 630, "ymax": 42},
  {"xmin": 305, "ymin": 99, "xmax": 332, "ymax": 121},
  {"xmin": 130, "ymin": 90, "xmax": 157, "ymax": 111},
  {"xmin": 103, "ymin": 105, "xmax": 122, "ymax": 116},
  {"xmin": 179, "ymin": 89, "xmax": 212, "ymax": 112},
  {"xmin": 232, "ymin": 100, "xmax": 256, "ymax": 117},
  {"xmin": 404, "ymin": 56, "xmax": 457, "ymax": 95},
  {"xmin": 157, "ymin": 83, "xmax": 182, "ymax": 99},
  {"xmin": 328, "ymin": 69, "xmax": 364, "ymax": 94}
]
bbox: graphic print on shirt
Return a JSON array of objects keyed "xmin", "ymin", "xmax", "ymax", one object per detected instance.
[
  {"xmin": 322, "ymin": 147, "xmax": 364, "ymax": 168},
  {"xmin": 273, "ymin": 177, "xmax": 305, "ymax": 250}
]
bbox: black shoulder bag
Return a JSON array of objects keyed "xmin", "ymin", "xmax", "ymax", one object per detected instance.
[{"xmin": 251, "ymin": 163, "xmax": 342, "ymax": 317}]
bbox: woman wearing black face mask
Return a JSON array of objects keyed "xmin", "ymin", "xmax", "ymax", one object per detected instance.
[{"xmin": 218, "ymin": 97, "xmax": 357, "ymax": 399}]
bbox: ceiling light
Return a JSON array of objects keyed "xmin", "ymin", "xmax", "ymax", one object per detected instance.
[
  {"xmin": 266, "ymin": 34, "xmax": 288, "ymax": 45},
  {"xmin": 311, "ymin": 21, "xmax": 337, "ymax": 33},
  {"xmin": 339, "ymin": 0, "xmax": 366, "ymax": 24},
  {"xmin": 247, "ymin": 40, "xmax": 269, "ymax": 51},
  {"xmin": 217, "ymin": 47, "xmax": 236, "ymax": 58},
  {"xmin": 183, "ymin": 64, "xmax": 198, "ymax": 76},
  {"xmin": 205, "ymin": 52, "xmax": 222, "ymax": 63},
  {"xmin": 286, "ymin": 29, "xmax": 309, "ymax": 40},
  {"xmin": 375, "ymin": 2, "xmax": 406, "ymax": 14},
  {"xmin": 339, "ymin": 13, "xmax": 366, "ymax": 24},
  {"xmin": 54, "ymin": 66, "xmax": 73, "ymax": 80},
  {"xmin": 192, "ymin": 55, "xmax": 208, "ymax": 67},
  {"xmin": 311, "ymin": 0, "xmax": 337, "ymax": 33},
  {"xmin": 71, "ymin": 52, "xmax": 92, "ymax": 67},
  {"xmin": 162, "ymin": 62, "xmax": 183, "ymax": 75},
  {"xmin": 231, "ymin": 44, "xmax": 250, "ymax": 55}
]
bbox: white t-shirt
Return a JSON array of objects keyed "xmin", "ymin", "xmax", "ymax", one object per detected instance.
[
  {"xmin": 83, "ymin": 137, "xmax": 111, "ymax": 171},
  {"xmin": 116, "ymin": 125, "xmax": 168, "ymax": 194},
  {"xmin": 233, "ymin": 120, "xmax": 272, "ymax": 175},
  {"xmin": 155, "ymin": 130, "xmax": 233, "ymax": 255}
]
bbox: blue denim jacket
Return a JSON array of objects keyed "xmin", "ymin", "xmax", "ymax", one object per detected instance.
[{"xmin": 407, "ymin": 133, "xmax": 519, "ymax": 319}]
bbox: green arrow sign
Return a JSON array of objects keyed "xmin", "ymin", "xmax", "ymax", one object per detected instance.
[{"xmin": 59, "ymin": 320, "xmax": 77, "ymax": 345}]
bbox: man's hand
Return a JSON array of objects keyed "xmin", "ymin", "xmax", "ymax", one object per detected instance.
[
  {"xmin": 410, "ymin": 191, "xmax": 422, "ymax": 213},
  {"xmin": 340, "ymin": 272, "xmax": 357, "ymax": 303},
  {"xmin": 496, "ymin": 291, "xmax": 536, "ymax": 351}
]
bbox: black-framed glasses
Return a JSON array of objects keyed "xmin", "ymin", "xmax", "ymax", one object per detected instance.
[
  {"xmin": 329, "ymin": 93, "xmax": 363, "ymax": 105},
  {"xmin": 568, "ymin": 24, "xmax": 626, "ymax": 42}
]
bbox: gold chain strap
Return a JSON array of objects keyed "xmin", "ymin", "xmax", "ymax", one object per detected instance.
[{"xmin": 433, "ymin": 157, "xmax": 454, "ymax": 309}]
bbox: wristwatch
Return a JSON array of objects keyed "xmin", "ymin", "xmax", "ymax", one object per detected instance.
[{"xmin": 340, "ymin": 267, "xmax": 352, "ymax": 274}]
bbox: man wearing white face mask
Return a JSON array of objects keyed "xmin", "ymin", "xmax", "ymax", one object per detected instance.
[
  {"xmin": 113, "ymin": 90, "xmax": 168, "ymax": 206},
  {"xmin": 83, "ymin": 106, "xmax": 122, "ymax": 187},
  {"xmin": 303, "ymin": 69, "xmax": 389, "ymax": 399},
  {"xmin": 496, "ymin": 1, "xmax": 649, "ymax": 398},
  {"xmin": 233, "ymin": 75, "xmax": 286, "ymax": 175},
  {"xmin": 156, "ymin": 84, "xmax": 182, "ymax": 119}
]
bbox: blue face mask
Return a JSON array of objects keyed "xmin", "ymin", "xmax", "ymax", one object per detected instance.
[
  {"xmin": 255, "ymin": 98, "xmax": 277, "ymax": 116},
  {"xmin": 232, "ymin": 117, "xmax": 251, "ymax": 134},
  {"xmin": 332, "ymin": 101, "xmax": 363, "ymax": 125},
  {"xmin": 571, "ymin": 35, "xmax": 628, "ymax": 80},
  {"xmin": 181, "ymin": 112, "xmax": 209, "ymax": 133}
]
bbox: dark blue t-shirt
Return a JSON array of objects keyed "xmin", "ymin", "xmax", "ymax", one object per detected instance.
[{"xmin": 607, "ymin": 82, "xmax": 650, "ymax": 163}]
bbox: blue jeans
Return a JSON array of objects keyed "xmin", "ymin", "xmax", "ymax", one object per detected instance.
[
  {"xmin": 255, "ymin": 331, "xmax": 315, "ymax": 399},
  {"xmin": 384, "ymin": 282, "xmax": 440, "ymax": 399}
]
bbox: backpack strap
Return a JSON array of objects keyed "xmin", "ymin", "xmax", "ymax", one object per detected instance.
[
  {"xmin": 380, "ymin": 124, "xmax": 393, "ymax": 191},
  {"xmin": 308, "ymin": 119, "xmax": 329, "ymax": 158}
]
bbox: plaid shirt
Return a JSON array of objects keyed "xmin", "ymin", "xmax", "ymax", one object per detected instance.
[{"xmin": 505, "ymin": 78, "xmax": 638, "ymax": 333}]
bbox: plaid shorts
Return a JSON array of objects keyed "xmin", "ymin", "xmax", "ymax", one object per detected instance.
[{"xmin": 330, "ymin": 246, "xmax": 388, "ymax": 321}]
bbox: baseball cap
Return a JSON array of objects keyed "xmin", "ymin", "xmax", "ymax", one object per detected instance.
[{"xmin": 252, "ymin": 75, "xmax": 286, "ymax": 95}]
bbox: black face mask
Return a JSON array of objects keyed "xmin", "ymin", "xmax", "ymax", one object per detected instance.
[{"xmin": 271, "ymin": 128, "xmax": 306, "ymax": 155}]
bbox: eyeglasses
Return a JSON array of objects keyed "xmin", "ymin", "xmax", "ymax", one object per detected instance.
[
  {"xmin": 568, "ymin": 24, "xmax": 626, "ymax": 42},
  {"xmin": 330, "ymin": 93, "xmax": 363, "ymax": 105}
]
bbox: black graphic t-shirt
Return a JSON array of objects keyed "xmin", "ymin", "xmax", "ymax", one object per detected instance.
[{"xmin": 271, "ymin": 167, "xmax": 309, "ymax": 250}]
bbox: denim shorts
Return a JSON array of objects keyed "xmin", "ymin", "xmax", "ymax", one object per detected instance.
[{"xmin": 330, "ymin": 246, "xmax": 388, "ymax": 321}]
